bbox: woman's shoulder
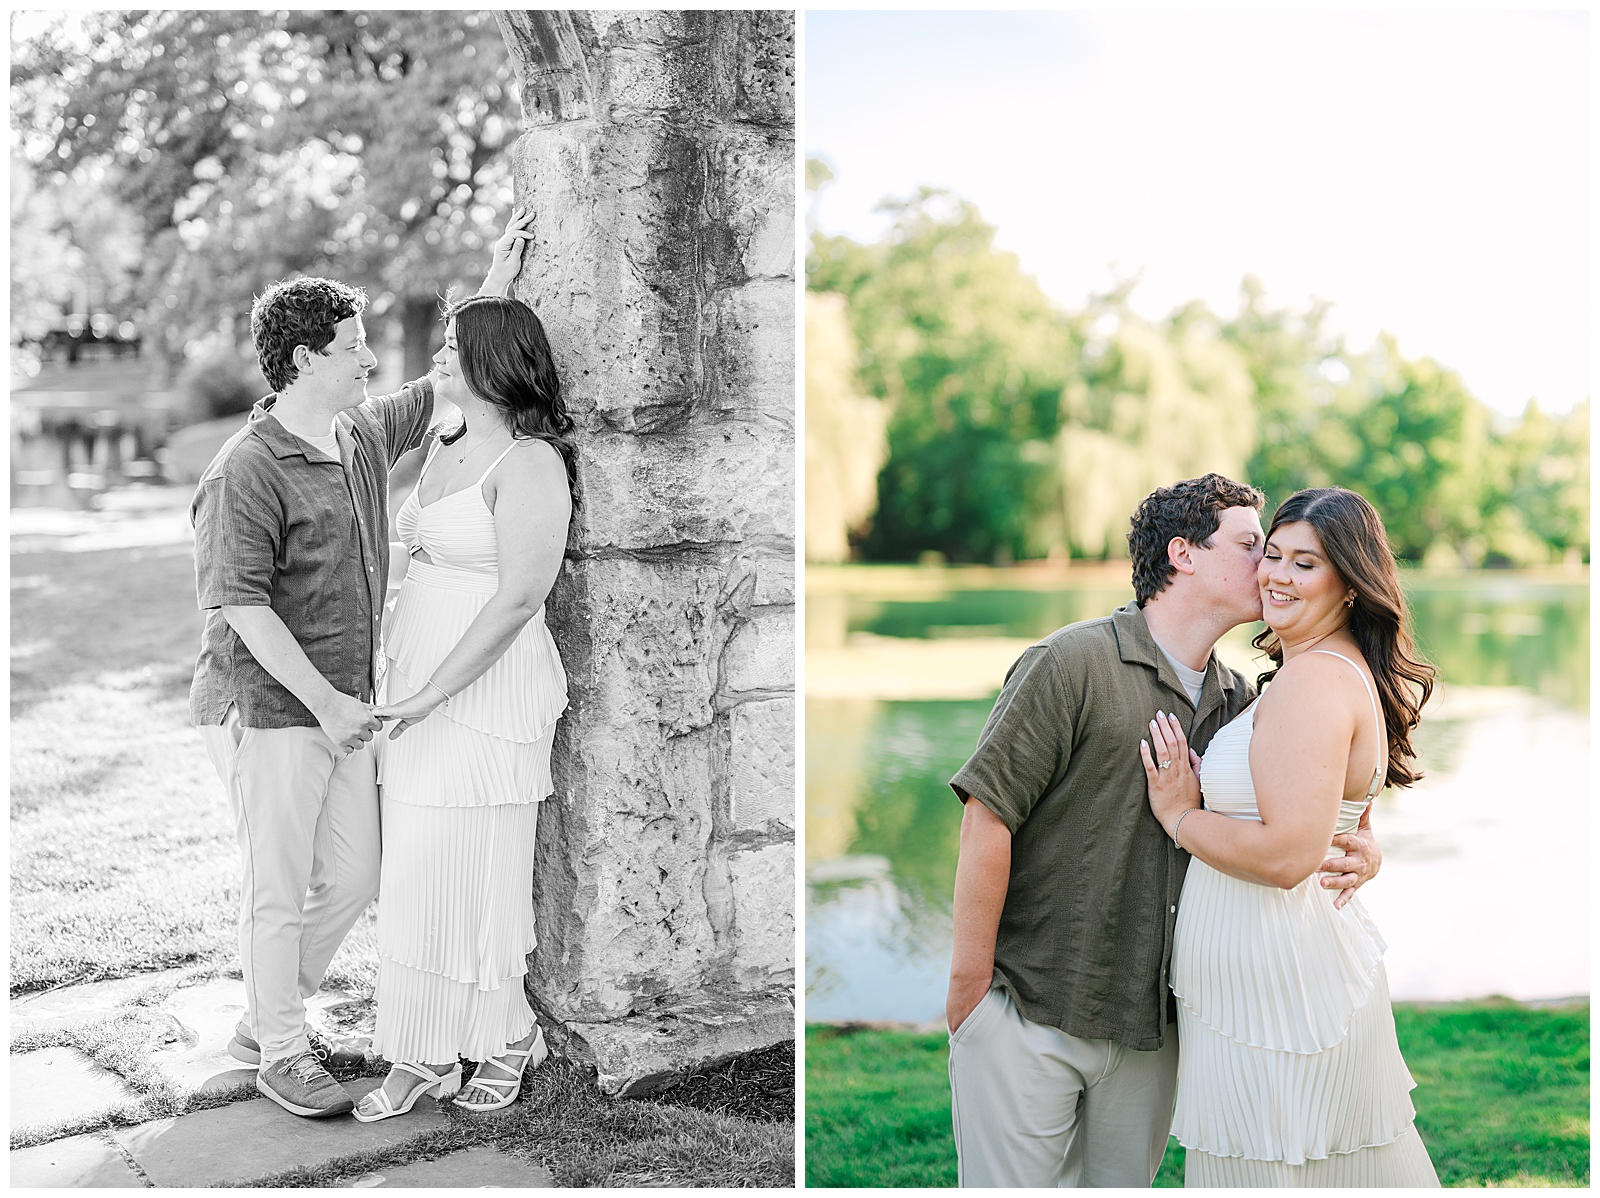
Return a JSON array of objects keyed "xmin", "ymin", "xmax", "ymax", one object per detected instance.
[
  {"xmin": 1288, "ymin": 644, "xmax": 1376, "ymax": 691},
  {"xmin": 495, "ymin": 436, "xmax": 564, "ymax": 478},
  {"xmin": 485, "ymin": 436, "xmax": 570, "ymax": 502},
  {"xmin": 1259, "ymin": 647, "xmax": 1370, "ymax": 719}
]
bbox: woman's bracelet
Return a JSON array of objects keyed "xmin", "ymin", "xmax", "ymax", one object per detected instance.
[
  {"xmin": 1172, "ymin": 807, "xmax": 1197, "ymax": 850},
  {"xmin": 423, "ymin": 678, "xmax": 452, "ymax": 706}
]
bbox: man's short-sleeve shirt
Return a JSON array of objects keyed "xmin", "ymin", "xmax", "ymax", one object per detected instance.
[
  {"xmin": 189, "ymin": 379, "xmax": 433, "ymax": 729},
  {"xmin": 949, "ymin": 601, "xmax": 1256, "ymax": 1052}
]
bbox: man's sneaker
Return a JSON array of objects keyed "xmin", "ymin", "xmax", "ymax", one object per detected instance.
[
  {"xmin": 257, "ymin": 1050, "xmax": 355, "ymax": 1118},
  {"xmin": 228, "ymin": 1021, "xmax": 261, "ymax": 1065},
  {"xmin": 230, "ymin": 1022, "xmax": 367, "ymax": 1071}
]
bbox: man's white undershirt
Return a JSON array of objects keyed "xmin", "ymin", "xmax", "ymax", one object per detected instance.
[
  {"xmin": 1154, "ymin": 642, "xmax": 1206, "ymax": 708},
  {"xmin": 302, "ymin": 429, "xmax": 340, "ymax": 460}
]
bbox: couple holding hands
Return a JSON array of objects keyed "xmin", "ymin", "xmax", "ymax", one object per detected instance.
[{"xmin": 190, "ymin": 209, "xmax": 574, "ymax": 1121}]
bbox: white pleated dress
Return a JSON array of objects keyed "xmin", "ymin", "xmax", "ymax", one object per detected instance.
[
  {"xmin": 371, "ymin": 439, "xmax": 568, "ymax": 1064},
  {"xmin": 1172, "ymin": 650, "xmax": 1440, "ymax": 1187}
]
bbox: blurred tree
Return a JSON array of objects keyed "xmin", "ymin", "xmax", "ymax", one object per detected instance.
[
  {"xmin": 1327, "ymin": 336, "xmax": 1491, "ymax": 564},
  {"xmin": 809, "ymin": 189, "xmax": 1073, "ymax": 563},
  {"xmin": 806, "ymin": 291, "xmax": 888, "ymax": 562},
  {"xmin": 1221, "ymin": 275, "xmax": 1347, "ymax": 510},
  {"xmin": 12, "ymin": 11, "xmax": 516, "ymax": 380},
  {"xmin": 1058, "ymin": 293, "xmax": 1256, "ymax": 558},
  {"xmin": 1480, "ymin": 400, "xmax": 1590, "ymax": 566},
  {"xmin": 179, "ymin": 341, "xmax": 267, "ymax": 421},
  {"xmin": 9, "ymin": 155, "xmax": 145, "ymax": 349},
  {"xmin": 804, "ymin": 172, "xmax": 1586, "ymax": 569}
]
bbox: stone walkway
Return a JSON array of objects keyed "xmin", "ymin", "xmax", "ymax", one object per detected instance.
[{"xmin": 10, "ymin": 970, "xmax": 553, "ymax": 1188}]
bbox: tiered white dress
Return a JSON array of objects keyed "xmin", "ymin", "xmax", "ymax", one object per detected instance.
[
  {"xmin": 1172, "ymin": 650, "xmax": 1440, "ymax": 1187},
  {"xmin": 371, "ymin": 439, "xmax": 567, "ymax": 1064}
]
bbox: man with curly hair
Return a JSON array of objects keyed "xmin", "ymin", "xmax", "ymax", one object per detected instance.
[
  {"xmin": 943, "ymin": 474, "xmax": 1383, "ymax": 1186},
  {"xmin": 188, "ymin": 275, "xmax": 439, "ymax": 1116}
]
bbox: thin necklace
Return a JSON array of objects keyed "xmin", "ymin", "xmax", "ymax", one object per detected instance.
[{"xmin": 452, "ymin": 426, "xmax": 501, "ymax": 465}]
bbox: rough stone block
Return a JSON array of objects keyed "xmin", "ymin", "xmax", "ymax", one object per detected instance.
[
  {"xmin": 560, "ymin": 992, "xmax": 794, "ymax": 1097},
  {"xmin": 728, "ymin": 842, "xmax": 795, "ymax": 986},
  {"xmin": 592, "ymin": 18, "xmax": 681, "ymax": 114},
  {"xmin": 710, "ymin": 10, "xmax": 796, "ymax": 125},
  {"xmin": 9, "ymin": 1133, "xmax": 144, "ymax": 1187},
  {"xmin": 113, "ymin": 1081, "xmax": 447, "ymax": 1186},
  {"xmin": 338, "ymin": 1145, "xmax": 553, "ymax": 1188},
  {"xmin": 533, "ymin": 708, "xmax": 721, "ymax": 1021},
  {"xmin": 721, "ymin": 605, "xmax": 795, "ymax": 697},
  {"xmin": 11, "ymin": 1048, "xmax": 139, "ymax": 1134},
  {"xmin": 729, "ymin": 698, "xmax": 796, "ymax": 830},
  {"xmin": 572, "ymin": 422, "xmax": 793, "ymax": 551},
  {"xmin": 708, "ymin": 278, "xmax": 798, "ymax": 422},
  {"xmin": 553, "ymin": 554, "xmax": 755, "ymax": 740},
  {"xmin": 751, "ymin": 551, "xmax": 795, "ymax": 607},
  {"xmin": 703, "ymin": 131, "xmax": 795, "ymax": 285}
]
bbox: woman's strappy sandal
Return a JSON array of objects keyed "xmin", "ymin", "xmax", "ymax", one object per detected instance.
[
  {"xmin": 352, "ymin": 1061, "xmax": 462, "ymax": 1122},
  {"xmin": 454, "ymin": 1023, "xmax": 548, "ymax": 1112}
]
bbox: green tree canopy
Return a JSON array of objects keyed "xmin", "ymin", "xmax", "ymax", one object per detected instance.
[
  {"xmin": 1323, "ymin": 337, "xmax": 1492, "ymax": 563},
  {"xmin": 12, "ymin": 11, "xmax": 517, "ymax": 378},
  {"xmin": 809, "ymin": 174, "xmax": 1588, "ymax": 569},
  {"xmin": 1222, "ymin": 275, "xmax": 1348, "ymax": 510},
  {"xmin": 1059, "ymin": 291, "xmax": 1256, "ymax": 558},
  {"xmin": 810, "ymin": 189, "xmax": 1074, "ymax": 563}
]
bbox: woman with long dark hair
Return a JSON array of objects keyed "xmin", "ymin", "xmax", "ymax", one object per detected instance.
[
  {"xmin": 352, "ymin": 210, "xmax": 580, "ymax": 1120},
  {"xmin": 1142, "ymin": 487, "xmax": 1440, "ymax": 1186}
]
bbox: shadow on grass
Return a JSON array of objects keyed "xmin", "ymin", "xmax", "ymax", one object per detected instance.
[
  {"xmin": 241, "ymin": 1060, "xmax": 794, "ymax": 1188},
  {"xmin": 10, "ymin": 544, "xmax": 202, "ymax": 717},
  {"xmin": 636, "ymin": 1039, "xmax": 795, "ymax": 1124}
]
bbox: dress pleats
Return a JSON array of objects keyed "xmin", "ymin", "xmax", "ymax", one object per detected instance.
[
  {"xmin": 377, "ymin": 660, "xmax": 558, "ymax": 807},
  {"xmin": 373, "ymin": 958, "xmax": 535, "ymax": 1065},
  {"xmin": 1186, "ymin": 1124, "xmax": 1441, "ymax": 1187},
  {"xmin": 1171, "ymin": 701, "xmax": 1440, "ymax": 1187},
  {"xmin": 370, "ymin": 443, "xmax": 567, "ymax": 1065}
]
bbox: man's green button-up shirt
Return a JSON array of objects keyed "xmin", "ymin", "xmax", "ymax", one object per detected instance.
[{"xmin": 950, "ymin": 601, "xmax": 1256, "ymax": 1052}]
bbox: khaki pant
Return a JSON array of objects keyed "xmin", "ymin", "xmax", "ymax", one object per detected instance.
[
  {"xmin": 199, "ymin": 706, "xmax": 380, "ymax": 1063},
  {"xmin": 948, "ymin": 986, "xmax": 1178, "ymax": 1187}
]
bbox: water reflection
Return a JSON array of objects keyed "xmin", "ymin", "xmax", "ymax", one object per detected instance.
[{"xmin": 805, "ymin": 568, "xmax": 1590, "ymax": 1022}]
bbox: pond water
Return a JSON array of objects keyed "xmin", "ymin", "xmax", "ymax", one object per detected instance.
[{"xmin": 804, "ymin": 565, "xmax": 1590, "ymax": 1023}]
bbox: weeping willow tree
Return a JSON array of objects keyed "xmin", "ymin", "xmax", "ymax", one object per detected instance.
[
  {"xmin": 805, "ymin": 291, "xmax": 888, "ymax": 563},
  {"xmin": 1059, "ymin": 298, "xmax": 1256, "ymax": 558},
  {"xmin": 810, "ymin": 188, "xmax": 1074, "ymax": 563}
]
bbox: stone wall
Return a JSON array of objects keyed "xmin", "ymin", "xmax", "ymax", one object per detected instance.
[{"xmin": 494, "ymin": 10, "xmax": 794, "ymax": 1095}]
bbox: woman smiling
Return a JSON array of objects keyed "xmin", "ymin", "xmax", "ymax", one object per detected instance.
[{"xmin": 1143, "ymin": 487, "xmax": 1440, "ymax": 1187}]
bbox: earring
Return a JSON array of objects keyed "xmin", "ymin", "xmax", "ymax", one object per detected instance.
[{"xmin": 1344, "ymin": 596, "xmax": 1355, "ymax": 608}]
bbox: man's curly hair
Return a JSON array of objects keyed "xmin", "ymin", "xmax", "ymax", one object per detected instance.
[
  {"xmin": 250, "ymin": 277, "xmax": 368, "ymax": 393},
  {"xmin": 1127, "ymin": 473, "xmax": 1266, "ymax": 605}
]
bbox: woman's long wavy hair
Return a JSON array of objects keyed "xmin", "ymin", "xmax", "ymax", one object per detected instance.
[
  {"xmin": 1252, "ymin": 487, "xmax": 1436, "ymax": 789},
  {"xmin": 438, "ymin": 294, "xmax": 579, "ymax": 508}
]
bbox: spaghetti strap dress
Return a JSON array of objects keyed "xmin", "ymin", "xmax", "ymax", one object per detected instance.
[
  {"xmin": 1172, "ymin": 649, "xmax": 1440, "ymax": 1187},
  {"xmin": 370, "ymin": 437, "xmax": 568, "ymax": 1063}
]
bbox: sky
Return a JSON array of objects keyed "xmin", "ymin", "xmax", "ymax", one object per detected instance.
[{"xmin": 805, "ymin": 10, "xmax": 1590, "ymax": 419}]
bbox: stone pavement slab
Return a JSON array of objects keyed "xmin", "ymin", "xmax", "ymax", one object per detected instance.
[
  {"xmin": 339, "ymin": 1145, "xmax": 554, "ymax": 1187},
  {"xmin": 8, "ymin": 1132, "xmax": 145, "ymax": 1187},
  {"xmin": 146, "ymin": 977, "xmax": 262, "ymax": 1097},
  {"xmin": 9, "ymin": 968, "xmax": 191, "ymax": 1037},
  {"xmin": 147, "ymin": 977, "xmax": 372, "ymax": 1095},
  {"xmin": 111, "ymin": 1079, "xmax": 450, "ymax": 1186},
  {"xmin": 10, "ymin": 1048, "xmax": 139, "ymax": 1134}
]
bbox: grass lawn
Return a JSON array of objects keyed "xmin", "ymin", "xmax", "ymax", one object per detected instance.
[
  {"xmin": 10, "ymin": 501, "xmax": 793, "ymax": 1186},
  {"xmin": 805, "ymin": 1004, "xmax": 1589, "ymax": 1188}
]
